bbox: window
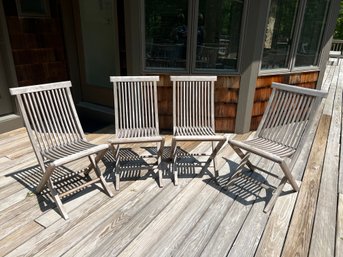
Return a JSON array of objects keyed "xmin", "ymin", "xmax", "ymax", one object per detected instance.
[
  {"xmin": 295, "ymin": 0, "xmax": 330, "ymax": 67},
  {"xmin": 261, "ymin": 0, "xmax": 331, "ymax": 71},
  {"xmin": 145, "ymin": 0, "xmax": 188, "ymax": 69},
  {"xmin": 261, "ymin": 0, "xmax": 298, "ymax": 70},
  {"xmin": 144, "ymin": 0, "xmax": 244, "ymax": 72},
  {"xmin": 195, "ymin": 0, "xmax": 243, "ymax": 70}
]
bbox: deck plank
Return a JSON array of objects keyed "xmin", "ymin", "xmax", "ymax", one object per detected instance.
[
  {"xmin": 0, "ymin": 221, "xmax": 44, "ymax": 256},
  {"xmin": 336, "ymin": 194, "xmax": 343, "ymax": 257},
  {"xmin": 0, "ymin": 63, "xmax": 341, "ymax": 257},
  {"xmin": 198, "ymin": 156, "xmax": 266, "ymax": 257},
  {"xmin": 281, "ymin": 114, "xmax": 331, "ymax": 257},
  {"xmin": 74, "ymin": 178, "xmax": 187, "ymax": 257},
  {"xmin": 254, "ymin": 183, "xmax": 298, "ymax": 257},
  {"xmin": 226, "ymin": 156, "xmax": 282, "ymax": 257},
  {"xmin": 6, "ymin": 179, "xmax": 152, "ymax": 256},
  {"xmin": 309, "ymin": 61, "xmax": 342, "ymax": 257}
]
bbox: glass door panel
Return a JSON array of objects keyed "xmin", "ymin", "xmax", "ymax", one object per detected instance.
[
  {"xmin": 76, "ymin": 0, "xmax": 120, "ymax": 106},
  {"xmin": 261, "ymin": 0, "xmax": 298, "ymax": 70}
]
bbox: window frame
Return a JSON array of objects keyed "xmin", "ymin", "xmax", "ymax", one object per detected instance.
[
  {"xmin": 259, "ymin": 0, "xmax": 330, "ymax": 76},
  {"xmin": 141, "ymin": 0, "xmax": 246, "ymax": 75}
]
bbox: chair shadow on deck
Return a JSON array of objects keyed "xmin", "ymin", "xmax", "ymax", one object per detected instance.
[
  {"xmin": 205, "ymin": 158, "xmax": 295, "ymax": 208},
  {"xmin": 165, "ymin": 146, "xmax": 219, "ymax": 181},
  {"xmin": 105, "ymin": 146, "xmax": 170, "ymax": 185},
  {"xmin": 6, "ymin": 153, "xmax": 116, "ymax": 216}
]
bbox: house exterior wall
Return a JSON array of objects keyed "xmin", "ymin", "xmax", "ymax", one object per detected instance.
[
  {"xmin": 3, "ymin": 0, "xmax": 69, "ymax": 86},
  {"xmin": 0, "ymin": 0, "xmax": 340, "ymax": 134}
]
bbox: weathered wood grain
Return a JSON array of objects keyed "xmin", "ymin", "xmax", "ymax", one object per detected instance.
[
  {"xmin": 6, "ymin": 179, "xmax": 152, "ymax": 257},
  {"xmin": 0, "ymin": 63, "xmax": 341, "ymax": 257},
  {"xmin": 309, "ymin": 61, "xmax": 342, "ymax": 257},
  {"xmin": 281, "ymin": 114, "xmax": 331, "ymax": 257},
  {"xmin": 254, "ymin": 183, "xmax": 299, "ymax": 257},
  {"xmin": 336, "ymin": 194, "xmax": 343, "ymax": 257}
]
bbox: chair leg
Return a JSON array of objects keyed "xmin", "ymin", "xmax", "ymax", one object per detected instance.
[
  {"xmin": 224, "ymin": 152, "xmax": 251, "ymax": 189},
  {"xmin": 200, "ymin": 139, "xmax": 226, "ymax": 179},
  {"xmin": 173, "ymin": 161, "xmax": 178, "ymax": 186},
  {"xmin": 231, "ymin": 145, "xmax": 256, "ymax": 172},
  {"xmin": 85, "ymin": 148, "xmax": 108, "ymax": 176},
  {"xmin": 279, "ymin": 160, "xmax": 299, "ymax": 191},
  {"xmin": 264, "ymin": 176, "xmax": 288, "ymax": 213},
  {"xmin": 170, "ymin": 139, "xmax": 179, "ymax": 186},
  {"xmin": 89, "ymin": 154, "xmax": 114, "ymax": 197},
  {"xmin": 111, "ymin": 144, "xmax": 121, "ymax": 191},
  {"xmin": 263, "ymin": 160, "xmax": 299, "ymax": 212},
  {"xmin": 115, "ymin": 172, "xmax": 120, "ymax": 191},
  {"xmin": 48, "ymin": 180, "xmax": 69, "ymax": 220},
  {"xmin": 36, "ymin": 164, "xmax": 55, "ymax": 193},
  {"xmin": 212, "ymin": 142, "xmax": 218, "ymax": 178},
  {"xmin": 157, "ymin": 139, "xmax": 165, "ymax": 188}
]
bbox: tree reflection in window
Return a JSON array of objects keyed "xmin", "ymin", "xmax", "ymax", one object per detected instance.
[
  {"xmin": 145, "ymin": 0, "xmax": 188, "ymax": 69},
  {"xmin": 144, "ymin": 0, "xmax": 243, "ymax": 71},
  {"xmin": 261, "ymin": 0, "xmax": 298, "ymax": 70},
  {"xmin": 295, "ymin": 0, "xmax": 330, "ymax": 67}
]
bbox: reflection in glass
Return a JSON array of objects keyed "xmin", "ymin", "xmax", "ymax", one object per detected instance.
[
  {"xmin": 295, "ymin": 0, "xmax": 330, "ymax": 67},
  {"xmin": 195, "ymin": 0, "xmax": 243, "ymax": 70},
  {"xmin": 261, "ymin": 0, "xmax": 298, "ymax": 70},
  {"xmin": 145, "ymin": 0, "xmax": 188, "ymax": 69}
]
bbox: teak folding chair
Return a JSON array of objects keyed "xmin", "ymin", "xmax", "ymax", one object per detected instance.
[
  {"xmin": 170, "ymin": 76, "xmax": 226, "ymax": 185},
  {"xmin": 227, "ymin": 82, "xmax": 327, "ymax": 212},
  {"xmin": 109, "ymin": 76, "xmax": 165, "ymax": 190},
  {"xmin": 9, "ymin": 81, "xmax": 113, "ymax": 219}
]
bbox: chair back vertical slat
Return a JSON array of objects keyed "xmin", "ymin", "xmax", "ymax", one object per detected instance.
[
  {"xmin": 10, "ymin": 81, "xmax": 85, "ymax": 159},
  {"xmin": 282, "ymin": 94, "xmax": 307, "ymax": 147},
  {"xmin": 153, "ymin": 80, "xmax": 159, "ymax": 135},
  {"xmin": 49, "ymin": 90, "xmax": 65, "ymax": 145},
  {"xmin": 37, "ymin": 91, "xmax": 57, "ymax": 147},
  {"xmin": 55, "ymin": 89, "xmax": 74, "ymax": 144},
  {"xmin": 62, "ymin": 88, "xmax": 84, "ymax": 141},
  {"xmin": 171, "ymin": 76, "xmax": 217, "ymax": 134},
  {"xmin": 149, "ymin": 81, "xmax": 153, "ymax": 132},
  {"xmin": 41, "ymin": 90, "xmax": 60, "ymax": 145},
  {"xmin": 111, "ymin": 76, "xmax": 160, "ymax": 138},
  {"xmin": 280, "ymin": 93, "xmax": 302, "ymax": 144},
  {"xmin": 44, "ymin": 90, "xmax": 64, "ymax": 146},
  {"xmin": 272, "ymin": 92, "xmax": 295, "ymax": 143},
  {"xmin": 57, "ymin": 89, "xmax": 75, "ymax": 142},
  {"xmin": 210, "ymin": 80, "xmax": 215, "ymax": 130},
  {"xmin": 258, "ymin": 82, "xmax": 326, "ymax": 151},
  {"xmin": 16, "ymin": 94, "xmax": 46, "ymax": 169},
  {"xmin": 288, "ymin": 95, "xmax": 314, "ymax": 148},
  {"xmin": 23, "ymin": 93, "xmax": 46, "ymax": 151},
  {"xmin": 26, "ymin": 92, "xmax": 50, "ymax": 150}
]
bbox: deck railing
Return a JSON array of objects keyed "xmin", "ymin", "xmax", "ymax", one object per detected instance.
[{"xmin": 331, "ymin": 39, "xmax": 343, "ymax": 52}]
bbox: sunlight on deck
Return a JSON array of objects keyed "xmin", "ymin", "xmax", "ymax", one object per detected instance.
[{"xmin": 0, "ymin": 62, "xmax": 342, "ymax": 257}]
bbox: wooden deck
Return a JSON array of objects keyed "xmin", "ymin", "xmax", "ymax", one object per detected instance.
[{"xmin": 0, "ymin": 62, "xmax": 343, "ymax": 257}]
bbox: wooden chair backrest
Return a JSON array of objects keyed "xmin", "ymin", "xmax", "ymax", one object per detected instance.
[
  {"xmin": 10, "ymin": 81, "xmax": 85, "ymax": 167},
  {"xmin": 171, "ymin": 76, "xmax": 216, "ymax": 134},
  {"xmin": 257, "ymin": 82, "xmax": 327, "ymax": 150},
  {"xmin": 110, "ymin": 76, "xmax": 160, "ymax": 137}
]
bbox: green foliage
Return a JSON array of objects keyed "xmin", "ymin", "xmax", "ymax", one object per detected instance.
[{"xmin": 334, "ymin": 0, "xmax": 343, "ymax": 39}]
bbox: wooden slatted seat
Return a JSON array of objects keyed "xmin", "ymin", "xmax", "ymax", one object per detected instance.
[
  {"xmin": 9, "ymin": 81, "xmax": 113, "ymax": 219},
  {"xmin": 227, "ymin": 82, "xmax": 327, "ymax": 212},
  {"xmin": 109, "ymin": 76, "xmax": 165, "ymax": 190},
  {"xmin": 170, "ymin": 76, "xmax": 226, "ymax": 185}
]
